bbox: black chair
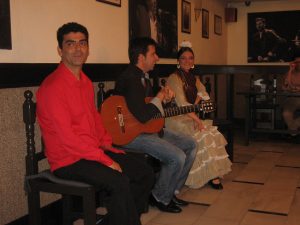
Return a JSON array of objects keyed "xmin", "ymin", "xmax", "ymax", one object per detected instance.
[{"xmin": 23, "ymin": 90, "xmax": 103, "ymax": 225}]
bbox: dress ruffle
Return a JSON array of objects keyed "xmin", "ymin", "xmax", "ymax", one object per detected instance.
[{"xmin": 165, "ymin": 116, "xmax": 232, "ymax": 189}]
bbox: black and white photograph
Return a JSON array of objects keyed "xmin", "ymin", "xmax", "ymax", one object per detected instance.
[
  {"xmin": 129, "ymin": 0, "xmax": 178, "ymax": 58},
  {"xmin": 182, "ymin": 0, "xmax": 191, "ymax": 34},
  {"xmin": 248, "ymin": 10, "xmax": 300, "ymax": 63},
  {"xmin": 0, "ymin": 0, "xmax": 12, "ymax": 49},
  {"xmin": 96, "ymin": 0, "xmax": 121, "ymax": 7},
  {"xmin": 202, "ymin": 9, "xmax": 209, "ymax": 39}
]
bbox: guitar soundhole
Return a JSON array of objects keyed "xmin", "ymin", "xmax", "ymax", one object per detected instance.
[{"xmin": 117, "ymin": 106, "xmax": 125, "ymax": 133}]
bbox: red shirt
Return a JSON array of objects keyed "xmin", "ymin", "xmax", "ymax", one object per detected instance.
[{"xmin": 37, "ymin": 63, "xmax": 115, "ymax": 172}]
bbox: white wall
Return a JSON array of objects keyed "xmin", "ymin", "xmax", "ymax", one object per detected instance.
[{"xmin": 0, "ymin": 0, "xmax": 227, "ymax": 65}]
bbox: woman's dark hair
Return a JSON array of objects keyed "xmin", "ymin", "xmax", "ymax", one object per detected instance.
[
  {"xmin": 128, "ymin": 37, "xmax": 157, "ymax": 65},
  {"xmin": 57, "ymin": 22, "xmax": 89, "ymax": 49},
  {"xmin": 177, "ymin": 47, "xmax": 194, "ymax": 60}
]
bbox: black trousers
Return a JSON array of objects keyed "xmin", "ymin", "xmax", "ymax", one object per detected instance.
[{"xmin": 54, "ymin": 152, "xmax": 155, "ymax": 225}]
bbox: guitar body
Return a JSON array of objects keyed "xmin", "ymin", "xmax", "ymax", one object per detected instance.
[{"xmin": 100, "ymin": 96, "xmax": 164, "ymax": 145}]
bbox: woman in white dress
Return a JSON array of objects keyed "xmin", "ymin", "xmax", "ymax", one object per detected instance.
[{"xmin": 165, "ymin": 43, "xmax": 232, "ymax": 189}]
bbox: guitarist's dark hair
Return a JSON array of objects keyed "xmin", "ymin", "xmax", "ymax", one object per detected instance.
[{"xmin": 128, "ymin": 37, "xmax": 157, "ymax": 65}]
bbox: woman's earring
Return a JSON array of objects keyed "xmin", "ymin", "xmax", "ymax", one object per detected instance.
[
  {"xmin": 177, "ymin": 64, "xmax": 180, "ymax": 69},
  {"xmin": 191, "ymin": 65, "xmax": 195, "ymax": 69}
]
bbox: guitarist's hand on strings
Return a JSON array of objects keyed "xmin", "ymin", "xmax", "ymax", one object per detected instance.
[{"xmin": 156, "ymin": 85, "xmax": 175, "ymax": 103}]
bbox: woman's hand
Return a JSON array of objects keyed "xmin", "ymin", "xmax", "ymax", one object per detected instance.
[{"xmin": 194, "ymin": 120, "xmax": 205, "ymax": 132}]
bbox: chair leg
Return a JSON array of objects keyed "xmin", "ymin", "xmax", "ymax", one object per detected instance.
[
  {"xmin": 27, "ymin": 189, "xmax": 41, "ymax": 225},
  {"xmin": 82, "ymin": 188, "xmax": 96, "ymax": 225},
  {"xmin": 62, "ymin": 195, "xmax": 73, "ymax": 225}
]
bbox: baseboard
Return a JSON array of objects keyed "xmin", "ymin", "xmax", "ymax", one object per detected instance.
[{"xmin": 5, "ymin": 200, "xmax": 63, "ymax": 225}]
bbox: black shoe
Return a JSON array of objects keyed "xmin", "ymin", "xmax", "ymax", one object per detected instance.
[
  {"xmin": 209, "ymin": 179, "xmax": 223, "ymax": 190},
  {"xmin": 149, "ymin": 194, "xmax": 182, "ymax": 213},
  {"xmin": 172, "ymin": 195, "xmax": 189, "ymax": 206}
]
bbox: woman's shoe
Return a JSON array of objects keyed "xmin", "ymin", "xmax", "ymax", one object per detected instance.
[{"xmin": 209, "ymin": 179, "xmax": 223, "ymax": 190}]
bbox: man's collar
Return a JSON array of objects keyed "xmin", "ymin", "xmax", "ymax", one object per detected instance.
[{"xmin": 58, "ymin": 63, "xmax": 85, "ymax": 86}]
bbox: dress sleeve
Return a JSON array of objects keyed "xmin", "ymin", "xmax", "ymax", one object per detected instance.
[{"xmin": 196, "ymin": 77, "xmax": 210, "ymax": 100}]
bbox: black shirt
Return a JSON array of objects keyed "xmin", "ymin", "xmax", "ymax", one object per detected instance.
[{"xmin": 114, "ymin": 64, "xmax": 160, "ymax": 123}]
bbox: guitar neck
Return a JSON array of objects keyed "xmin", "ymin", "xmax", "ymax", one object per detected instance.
[{"xmin": 152, "ymin": 102, "xmax": 214, "ymax": 119}]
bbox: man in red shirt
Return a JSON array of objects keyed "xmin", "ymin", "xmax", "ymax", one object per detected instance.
[{"xmin": 36, "ymin": 22, "xmax": 154, "ymax": 225}]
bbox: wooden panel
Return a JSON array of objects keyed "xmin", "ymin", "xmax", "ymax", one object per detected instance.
[{"xmin": 0, "ymin": 63, "xmax": 289, "ymax": 89}]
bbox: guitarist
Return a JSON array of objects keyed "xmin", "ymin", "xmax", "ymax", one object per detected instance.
[{"xmin": 114, "ymin": 37, "xmax": 197, "ymax": 213}]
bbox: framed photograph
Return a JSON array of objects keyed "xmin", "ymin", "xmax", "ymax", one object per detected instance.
[
  {"xmin": 214, "ymin": 15, "xmax": 222, "ymax": 35},
  {"xmin": 202, "ymin": 9, "xmax": 209, "ymax": 39},
  {"xmin": 129, "ymin": 0, "xmax": 178, "ymax": 58},
  {"xmin": 248, "ymin": 10, "xmax": 300, "ymax": 63},
  {"xmin": 96, "ymin": 0, "xmax": 121, "ymax": 7},
  {"xmin": 0, "ymin": 0, "xmax": 12, "ymax": 49},
  {"xmin": 181, "ymin": 0, "xmax": 191, "ymax": 34}
]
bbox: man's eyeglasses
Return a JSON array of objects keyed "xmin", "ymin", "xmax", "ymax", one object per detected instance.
[{"xmin": 64, "ymin": 40, "xmax": 88, "ymax": 48}]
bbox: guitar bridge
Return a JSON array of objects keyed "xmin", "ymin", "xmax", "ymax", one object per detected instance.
[{"xmin": 117, "ymin": 106, "xmax": 125, "ymax": 133}]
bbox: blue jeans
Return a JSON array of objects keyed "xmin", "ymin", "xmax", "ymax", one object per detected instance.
[{"xmin": 123, "ymin": 128, "xmax": 197, "ymax": 205}]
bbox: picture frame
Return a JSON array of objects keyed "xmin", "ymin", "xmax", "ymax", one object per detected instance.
[
  {"xmin": 202, "ymin": 9, "xmax": 209, "ymax": 38},
  {"xmin": 96, "ymin": 0, "xmax": 121, "ymax": 7},
  {"xmin": 181, "ymin": 0, "xmax": 191, "ymax": 34},
  {"xmin": 214, "ymin": 15, "xmax": 222, "ymax": 35},
  {"xmin": 0, "ymin": 0, "xmax": 12, "ymax": 49},
  {"xmin": 129, "ymin": 0, "xmax": 178, "ymax": 58},
  {"xmin": 248, "ymin": 10, "xmax": 300, "ymax": 63}
]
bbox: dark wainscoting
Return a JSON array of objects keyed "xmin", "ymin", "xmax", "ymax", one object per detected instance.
[{"xmin": 0, "ymin": 63, "xmax": 289, "ymax": 89}]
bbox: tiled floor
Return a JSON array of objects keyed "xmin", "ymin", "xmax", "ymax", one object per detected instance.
[
  {"xmin": 141, "ymin": 136, "xmax": 300, "ymax": 225},
  {"xmin": 75, "ymin": 134, "xmax": 300, "ymax": 225}
]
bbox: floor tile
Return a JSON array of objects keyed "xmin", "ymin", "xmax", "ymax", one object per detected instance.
[
  {"xmin": 223, "ymin": 162, "xmax": 246, "ymax": 182},
  {"xmin": 249, "ymin": 167, "xmax": 300, "ymax": 215},
  {"xmin": 148, "ymin": 204, "xmax": 207, "ymax": 225},
  {"xmin": 286, "ymin": 189, "xmax": 300, "ymax": 225},
  {"xmin": 141, "ymin": 207, "xmax": 161, "ymax": 225},
  {"xmin": 201, "ymin": 182, "xmax": 261, "ymax": 222},
  {"xmin": 192, "ymin": 216, "xmax": 239, "ymax": 225},
  {"xmin": 234, "ymin": 151, "xmax": 282, "ymax": 184},
  {"xmin": 233, "ymin": 145, "xmax": 258, "ymax": 163},
  {"xmin": 180, "ymin": 185, "xmax": 222, "ymax": 205},
  {"xmin": 240, "ymin": 211, "xmax": 287, "ymax": 225},
  {"xmin": 276, "ymin": 148, "xmax": 300, "ymax": 168}
]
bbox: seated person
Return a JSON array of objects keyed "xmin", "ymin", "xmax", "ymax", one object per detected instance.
[
  {"xmin": 165, "ymin": 42, "xmax": 232, "ymax": 190},
  {"xmin": 36, "ymin": 22, "xmax": 154, "ymax": 225},
  {"xmin": 114, "ymin": 37, "xmax": 197, "ymax": 213},
  {"xmin": 282, "ymin": 50, "xmax": 300, "ymax": 133}
]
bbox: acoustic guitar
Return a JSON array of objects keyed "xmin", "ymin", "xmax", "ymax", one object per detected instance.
[{"xmin": 100, "ymin": 95, "xmax": 216, "ymax": 145}]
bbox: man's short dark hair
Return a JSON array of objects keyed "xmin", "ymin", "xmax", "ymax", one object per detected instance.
[
  {"xmin": 57, "ymin": 22, "xmax": 89, "ymax": 49},
  {"xmin": 128, "ymin": 37, "xmax": 157, "ymax": 65}
]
